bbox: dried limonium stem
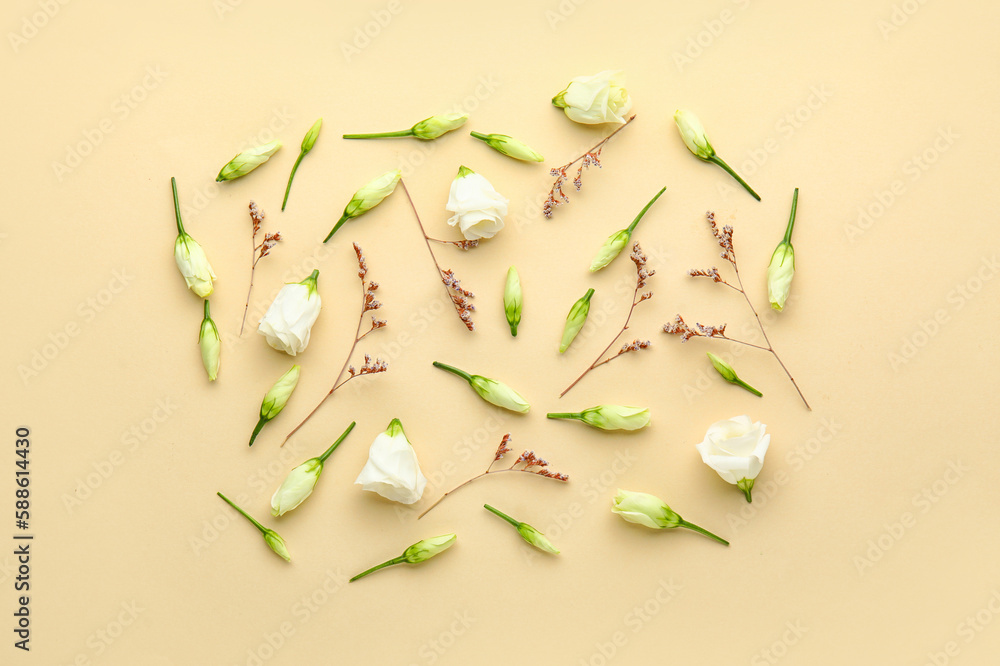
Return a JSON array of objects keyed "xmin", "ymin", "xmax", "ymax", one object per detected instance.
[
  {"xmin": 559, "ymin": 243, "xmax": 654, "ymax": 398},
  {"xmin": 282, "ymin": 243, "xmax": 388, "ymax": 445},
  {"xmin": 663, "ymin": 212, "xmax": 811, "ymax": 409},
  {"xmin": 240, "ymin": 201, "xmax": 281, "ymax": 335},
  {"xmin": 544, "ymin": 114, "xmax": 636, "ymax": 219},
  {"xmin": 399, "ymin": 178, "xmax": 478, "ymax": 331},
  {"xmin": 417, "ymin": 434, "xmax": 568, "ymax": 519}
]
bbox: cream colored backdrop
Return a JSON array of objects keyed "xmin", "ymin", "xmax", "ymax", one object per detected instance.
[{"xmin": 3, "ymin": 0, "xmax": 999, "ymax": 664}]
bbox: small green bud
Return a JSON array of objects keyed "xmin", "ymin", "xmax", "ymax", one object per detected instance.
[
  {"xmin": 250, "ymin": 365, "xmax": 302, "ymax": 446},
  {"xmin": 432, "ymin": 362, "xmax": 530, "ymax": 413},
  {"xmin": 706, "ymin": 353, "xmax": 763, "ymax": 397},
  {"xmin": 470, "ymin": 131, "xmax": 544, "ymax": 162},
  {"xmin": 216, "ymin": 140, "xmax": 281, "ymax": 181},
  {"xmin": 324, "ymin": 169, "xmax": 402, "ymax": 242},
  {"xmin": 301, "ymin": 118, "xmax": 322, "ymax": 152},
  {"xmin": 484, "ymin": 504, "xmax": 559, "ymax": 554},
  {"xmin": 559, "ymin": 288, "xmax": 595, "ymax": 353},
  {"xmin": 217, "ymin": 492, "xmax": 291, "ymax": 561},
  {"xmin": 503, "ymin": 266, "xmax": 522, "ymax": 336},
  {"xmin": 350, "ymin": 534, "xmax": 457, "ymax": 582},
  {"xmin": 768, "ymin": 188, "xmax": 800, "ymax": 312},
  {"xmin": 411, "ymin": 113, "xmax": 468, "ymax": 139},
  {"xmin": 590, "ymin": 230, "xmax": 630, "ymax": 272},
  {"xmin": 198, "ymin": 300, "xmax": 221, "ymax": 382},
  {"xmin": 612, "ymin": 489, "xmax": 728, "ymax": 545}
]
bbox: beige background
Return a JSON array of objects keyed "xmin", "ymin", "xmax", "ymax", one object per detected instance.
[{"xmin": 4, "ymin": 0, "xmax": 999, "ymax": 663}]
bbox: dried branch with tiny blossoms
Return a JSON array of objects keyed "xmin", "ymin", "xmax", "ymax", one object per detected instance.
[
  {"xmin": 544, "ymin": 114, "xmax": 636, "ymax": 219},
  {"xmin": 559, "ymin": 243, "xmax": 654, "ymax": 398},
  {"xmin": 663, "ymin": 212, "xmax": 811, "ymax": 409},
  {"xmin": 399, "ymin": 178, "xmax": 478, "ymax": 331},
  {"xmin": 240, "ymin": 201, "xmax": 281, "ymax": 334},
  {"xmin": 417, "ymin": 434, "xmax": 568, "ymax": 519},
  {"xmin": 282, "ymin": 243, "xmax": 389, "ymax": 445}
]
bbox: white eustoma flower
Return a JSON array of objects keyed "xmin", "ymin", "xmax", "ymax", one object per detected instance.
[
  {"xmin": 258, "ymin": 270, "xmax": 321, "ymax": 356},
  {"xmin": 216, "ymin": 140, "xmax": 282, "ymax": 181},
  {"xmin": 171, "ymin": 177, "xmax": 216, "ymax": 298},
  {"xmin": 271, "ymin": 422, "xmax": 355, "ymax": 516},
  {"xmin": 767, "ymin": 188, "xmax": 799, "ymax": 311},
  {"xmin": 355, "ymin": 419, "xmax": 428, "ymax": 504},
  {"xmin": 552, "ymin": 70, "xmax": 633, "ymax": 125},
  {"xmin": 548, "ymin": 405, "xmax": 650, "ymax": 431},
  {"xmin": 445, "ymin": 166, "xmax": 509, "ymax": 240},
  {"xmin": 695, "ymin": 415, "xmax": 770, "ymax": 502},
  {"xmin": 432, "ymin": 362, "xmax": 530, "ymax": 413}
]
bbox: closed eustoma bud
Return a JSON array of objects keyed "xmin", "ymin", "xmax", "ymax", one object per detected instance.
[
  {"xmin": 706, "ymin": 352, "xmax": 762, "ymax": 397},
  {"xmin": 547, "ymin": 405, "xmax": 650, "ymax": 431},
  {"xmin": 282, "ymin": 118, "xmax": 323, "ymax": 211},
  {"xmin": 767, "ymin": 188, "xmax": 799, "ymax": 312},
  {"xmin": 559, "ymin": 288, "xmax": 594, "ymax": 353},
  {"xmin": 503, "ymin": 266, "xmax": 522, "ymax": 336},
  {"xmin": 199, "ymin": 300, "xmax": 221, "ymax": 381},
  {"xmin": 484, "ymin": 504, "xmax": 559, "ymax": 554},
  {"xmin": 342, "ymin": 113, "xmax": 468, "ymax": 140},
  {"xmin": 673, "ymin": 109, "xmax": 760, "ymax": 201},
  {"xmin": 171, "ymin": 177, "xmax": 216, "ymax": 298},
  {"xmin": 350, "ymin": 533, "xmax": 457, "ymax": 582},
  {"xmin": 589, "ymin": 187, "xmax": 666, "ymax": 272},
  {"xmin": 249, "ymin": 364, "xmax": 301, "ymax": 447},
  {"xmin": 324, "ymin": 169, "xmax": 402, "ymax": 242},
  {"xmin": 216, "ymin": 140, "xmax": 282, "ymax": 182},
  {"xmin": 612, "ymin": 489, "xmax": 728, "ymax": 545},
  {"xmin": 432, "ymin": 361, "xmax": 530, "ymax": 413},
  {"xmin": 470, "ymin": 131, "xmax": 544, "ymax": 162},
  {"xmin": 271, "ymin": 421, "xmax": 354, "ymax": 515}
]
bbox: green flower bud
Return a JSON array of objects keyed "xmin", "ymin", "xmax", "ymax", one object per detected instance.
[
  {"xmin": 768, "ymin": 188, "xmax": 799, "ymax": 312},
  {"xmin": 249, "ymin": 365, "xmax": 301, "ymax": 446},
  {"xmin": 343, "ymin": 113, "xmax": 468, "ymax": 140},
  {"xmin": 171, "ymin": 178, "xmax": 216, "ymax": 298},
  {"xmin": 350, "ymin": 534, "xmax": 457, "ymax": 582},
  {"xmin": 270, "ymin": 422, "xmax": 354, "ymax": 515},
  {"xmin": 432, "ymin": 362, "xmax": 530, "ymax": 413},
  {"xmin": 612, "ymin": 489, "xmax": 728, "ymax": 545},
  {"xmin": 484, "ymin": 504, "xmax": 559, "ymax": 554},
  {"xmin": 216, "ymin": 492, "xmax": 291, "ymax": 561},
  {"xmin": 590, "ymin": 187, "xmax": 666, "ymax": 272},
  {"xmin": 216, "ymin": 140, "xmax": 281, "ymax": 182},
  {"xmin": 199, "ymin": 300, "xmax": 221, "ymax": 382},
  {"xmin": 503, "ymin": 266, "xmax": 522, "ymax": 336},
  {"xmin": 470, "ymin": 131, "xmax": 544, "ymax": 162},
  {"xmin": 673, "ymin": 109, "xmax": 759, "ymax": 201},
  {"xmin": 548, "ymin": 405, "xmax": 650, "ymax": 431},
  {"xmin": 706, "ymin": 352, "xmax": 762, "ymax": 397},
  {"xmin": 282, "ymin": 118, "xmax": 323, "ymax": 211},
  {"xmin": 559, "ymin": 288, "xmax": 595, "ymax": 353},
  {"xmin": 324, "ymin": 169, "xmax": 402, "ymax": 242}
]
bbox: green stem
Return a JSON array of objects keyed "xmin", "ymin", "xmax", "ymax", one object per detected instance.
[
  {"xmin": 484, "ymin": 504, "xmax": 521, "ymax": 528},
  {"xmin": 679, "ymin": 519, "xmax": 729, "ymax": 546},
  {"xmin": 708, "ymin": 155, "xmax": 760, "ymax": 201},
  {"xmin": 432, "ymin": 361, "xmax": 473, "ymax": 383},
  {"xmin": 350, "ymin": 555, "xmax": 407, "ymax": 582},
  {"xmin": 342, "ymin": 130, "xmax": 414, "ymax": 139},
  {"xmin": 470, "ymin": 131, "xmax": 489, "ymax": 142},
  {"xmin": 546, "ymin": 412, "xmax": 582, "ymax": 420},
  {"xmin": 171, "ymin": 177, "xmax": 185, "ymax": 235},
  {"xmin": 323, "ymin": 214, "xmax": 351, "ymax": 243},
  {"xmin": 581, "ymin": 287, "xmax": 595, "ymax": 302},
  {"xmin": 248, "ymin": 416, "xmax": 268, "ymax": 447},
  {"xmin": 217, "ymin": 492, "xmax": 266, "ymax": 534},
  {"xmin": 734, "ymin": 378, "xmax": 763, "ymax": 397},
  {"xmin": 203, "ymin": 299, "xmax": 211, "ymax": 320},
  {"xmin": 782, "ymin": 188, "xmax": 799, "ymax": 244},
  {"xmin": 318, "ymin": 421, "xmax": 356, "ymax": 463},
  {"xmin": 281, "ymin": 151, "xmax": 306, "ymax": 211},
  {"xmin": 626, "ymin": 186, "xmax": 667, "ymax": 234}
]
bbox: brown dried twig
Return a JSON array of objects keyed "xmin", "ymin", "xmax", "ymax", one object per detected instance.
[
  {"xmin": 240, "ymin": 201, "xmax": 281, "ymax": 335},
  {"xmin": 663, "ymin": 212, "xmax": 811, "ymax": 409},
  {"xmin": 282, "ymin": 243, "xmax": 388, "ymax": 445},
  {"xmin": 417, "ymin": 434, "xmax": 568, "ymax": 519},
  {"xmin": 559, "ymin": 243, "xmax": 654, "ymax": 397},
  {"xmin": 544, "ymin": 114, "xmax": 636, "ymax": 218}
]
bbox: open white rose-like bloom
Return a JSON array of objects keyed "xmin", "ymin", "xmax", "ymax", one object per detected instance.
[
  {"xmin": 552, "ymin": 70, "xmax": 633, "ymax": 125},
  {"xmin": 355, "ymin": 419, "xmax": 428, "ymax": 505},
  {"xmin": 445, "ymin": 166, "xmax": 509, "ymax": 240},
  {"xmin": 258, "ymin": 270, "xmax": 321, "ymax": 356},
  {"xmin": 695, "ymin": 415, "xmax": 770, "ymax": 502}
]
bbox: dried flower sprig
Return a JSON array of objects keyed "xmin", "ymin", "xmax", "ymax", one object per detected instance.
[
  {"xmin": 282, "ymin": 243, "xmax": 388, "ymax": 445},
  {"xmin": 559, "ymin": 243, "xmax": 654, "ymax": 398},
  {"xmin": 399, "ymin": 178, "xmax": 479, "ymax": 331},
  {"xmin": 418, "ymin": 434, "xmax": 568, "ymax": 519},
  {"xmin": 240, "ymin": 201, "xmax": 281, "ymax": 334},
  {"xmin": 543, "ymin": 114, "xmax": 636, "ymax": 219},
  {"xmin": 663, "ymin": 212, "xmax": 810, "ymax": 409}
]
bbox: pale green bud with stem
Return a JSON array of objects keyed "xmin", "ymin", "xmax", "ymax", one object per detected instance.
[
  {"xmin": 216, "ymin": 492, "xmax": 291, "ymax": 561},
  {"xmin": 216, "ymin": 140, "xmax": 281, "ymax": 182},
  {"xmin": 612, "ymin": 489, "xmax": 728, "ymax": 545},
  {"xmin": 323, "ymin": 169, "xmax": 402, "ymax": 242},
  {"xmin": 503, "ymin": 266, "xmax": 522, "ymax": 336},
  {"xmin": 199, "ymin": 300, "xmax": 221, "ymax": 381},
  {"xmin": 171, "ymin": 177, "xmax": 216, "ymax": 298},
  {"xmin": 767, "ymin": 188, "xmax": 799, "ymax": 311},
  {"xmin": 559, "ymin": 288, "xmax": 595, "ymax": 353},
  {"xmin": 249, "ymin": 365, "xmax": 301, "ymax": 447},
  {"xmin": 350, "ymin": 534, "xmax": 457, "ymax": 582},
  {"xmin": 590, "ymin": 187, "xmax": 666, "ymax": 271},
  {"xmin": 547, "ymin": 405, "xmax": 649, "ymax": 431},
  {"xmin": 343, "ymin": 113, "xmax": 468, "ymax": 140},
  {"xmin": 673, "ymin": 110, "xmax": 760, "ymax": 201},
  {"xmin": 484, "ymin": 504, "xmax": 559, "ymax": 554},
  {"xmin": 271, "ymin": 421, "xmax": 355, "ymax": 516},
  {"xmin": 706, "ymin": 352, "xmax": 762, "ymax": 397},
  {"xmin": 281, "ymin": 118, "xmax": 322, "ymax": 211},
  {"xmin": 470, "ymin": 131, "xmax": 544, "ymax": 162},
  {"xmin": 432, "ymin": 362, "xmax": 529, "ymax": 413}
]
